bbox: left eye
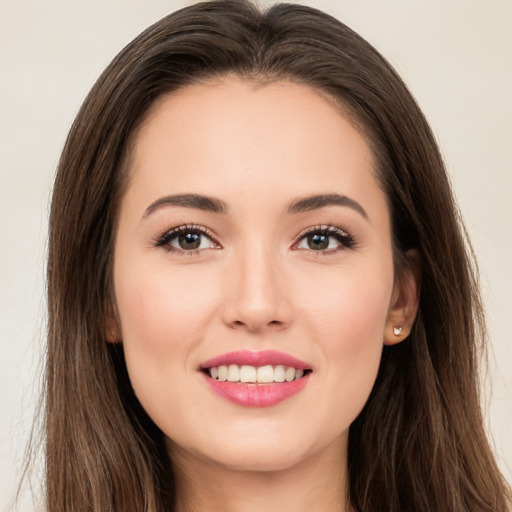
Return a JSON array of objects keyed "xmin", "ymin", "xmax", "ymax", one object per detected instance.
[{"xmin": 294, "ymin": 227, "xmax": 355, "ymax": 252}]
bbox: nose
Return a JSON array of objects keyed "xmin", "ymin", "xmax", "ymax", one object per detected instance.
[{"xmin": 221, "ymin": 245, "xmax": 293, "ymax": 333}]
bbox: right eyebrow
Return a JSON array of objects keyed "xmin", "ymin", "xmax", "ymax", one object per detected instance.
[{"xmin": 142, "ymin": 193, "xmax": 227, "ymax": 219}]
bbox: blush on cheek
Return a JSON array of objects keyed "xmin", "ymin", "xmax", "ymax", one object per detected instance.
[
  {"xmin": 120, "ymin": 267, "xmax": 185, "ymax": 324},
  {"xmin": 307, "ymin": 277, "xmax": 389, "ymax": 405},
  {"xmin": 307, "ymin": 277, "xmax": 390, "ymax": 344}
]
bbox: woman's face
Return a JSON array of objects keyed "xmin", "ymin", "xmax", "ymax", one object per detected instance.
[{"xmin": 112, "ymin": 77, "xmax": 415, "ymax": 473}]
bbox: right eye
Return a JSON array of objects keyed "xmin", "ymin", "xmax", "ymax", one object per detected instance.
[{"xmin": 154, "ymin": 225, "xmax": 220, "ymax": 253}]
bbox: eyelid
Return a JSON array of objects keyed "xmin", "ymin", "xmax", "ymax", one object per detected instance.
[
  {"xmin": 292, "ymin": 224, "xmax": 356, "ymax": 252},
  {"xmin": 152, "ymin": 223, "xmax": 355, "ymax": 254},
  {"xmin": 153, "ymin": 224, "xmax": 221, "ymax": 252}
]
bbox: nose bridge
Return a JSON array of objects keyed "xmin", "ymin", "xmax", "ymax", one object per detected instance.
[{"xmin": 223, "ymin": 237, "xmax": 290, "ymax": 332}]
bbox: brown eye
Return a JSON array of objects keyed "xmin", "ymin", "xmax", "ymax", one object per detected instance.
[
  {"xmin": 177, "ymin": 232, "xmax": 202, "ymax": 250},
  {"xmin": 155, "ymin": 225, "xmax": 219, "ymax": 253},
  {"xmin": 294, "ymin": 226, "xmax": 355, "ymax": 253},
  {"xmin": 307, "ymin": 233, "xmax": 330, "ymax": 250}
]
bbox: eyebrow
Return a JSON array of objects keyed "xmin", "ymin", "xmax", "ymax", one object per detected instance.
[
  {"xmin": 143, "ymin": 192, "xmax": 367, "ymax": 220},
  {"xmin": 143, "ymin": 193, "xmax": 227, "ymax": 218},
  {"xmin": 287, "ymin": 193, "xmax": 368, "ymax": 219}
]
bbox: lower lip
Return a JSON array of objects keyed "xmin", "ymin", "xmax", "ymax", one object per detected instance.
[{"xmin": 202, "ymin": 373, "xmax": 310, "ymax": 407}]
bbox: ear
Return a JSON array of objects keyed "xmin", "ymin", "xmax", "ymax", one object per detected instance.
[
  {"xmin": 105, "ymin": 300, "xmax": 121, "ymax": 344},
  {"xmin": 384, "ymin": 249, "xmax": 421, "ymax": 346}
]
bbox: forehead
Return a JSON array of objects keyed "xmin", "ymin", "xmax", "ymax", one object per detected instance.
[{"xmin": 123, "ymin": 76, "xmax": 386, "ymax": 219}]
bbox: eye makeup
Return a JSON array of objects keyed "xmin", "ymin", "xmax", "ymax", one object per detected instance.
[
  {"xmin": 292, "ymin": 224, "xmax": 356, "ymax": 255},
  {"xmin": 152, "ymin": 221, "xmax": 356, "ymax": 257},
  {"xmin": 153, "ymin": 224, "xmax": 220, "ymax": 254}
]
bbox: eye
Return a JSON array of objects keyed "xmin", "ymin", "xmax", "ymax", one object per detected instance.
[
  {"xmin": 294, "ymin": 225, "xmax": 355, "ymax": 253},
  {"xmin": 154, "ymin": 225, "xmax": 220, "ymax": 253}
]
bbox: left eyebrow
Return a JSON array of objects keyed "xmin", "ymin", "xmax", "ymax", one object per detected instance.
[{"xmin": 287, "ymin": 193, "xmax": 368, "ymax": 220}]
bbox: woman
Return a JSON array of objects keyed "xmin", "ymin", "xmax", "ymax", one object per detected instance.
[{"xmin": 43, "ymin": 0, "xmax": 510, "ymax": 510}]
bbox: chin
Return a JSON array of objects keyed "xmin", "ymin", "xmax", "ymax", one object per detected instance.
[
  {"xmin": 167, "ymin": 422, "xmax": 345, "ymax": 475},
  {"xmin": 202, "ymin": 446, "xmax": 311, "ymax": 473}
]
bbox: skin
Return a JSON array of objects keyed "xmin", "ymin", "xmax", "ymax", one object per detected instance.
[{"xmin": 109, "ymin": 76, "xmax": 419, "ymax": 512}]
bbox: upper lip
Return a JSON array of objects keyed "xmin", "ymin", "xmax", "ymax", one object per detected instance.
[{"xmin": 200, "ymin": 350, "xmax": 311, "ymax": 370}]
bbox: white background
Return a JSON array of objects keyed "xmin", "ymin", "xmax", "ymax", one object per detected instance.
[{"xmin": 1, "ymin": 1, "xmax": 510, "ymax": 510}]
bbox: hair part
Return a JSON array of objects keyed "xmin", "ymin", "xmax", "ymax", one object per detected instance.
[{"xmin": 45, "ymin": 1, "xmax": 511, "ymax": 511}]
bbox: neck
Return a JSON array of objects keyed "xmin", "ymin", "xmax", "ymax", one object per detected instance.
[{"xmin": 169, "ymin": 437, "xmax": 351, "ymax": 512}]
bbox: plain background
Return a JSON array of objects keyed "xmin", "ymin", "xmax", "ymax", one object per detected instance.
[{"xmin": 1, "ymin": 1, "xmax": 511, "ymax": 510}]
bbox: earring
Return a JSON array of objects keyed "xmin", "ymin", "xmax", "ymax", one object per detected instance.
[
  {"xmin": 393, "ymin": 326, "xmax": 403, "ymax": 336},
  {"xmin": 108, "ymin": 330, "xmax": 117, "ymax": 343}
]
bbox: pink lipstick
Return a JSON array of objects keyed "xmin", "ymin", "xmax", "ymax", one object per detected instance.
[
  {"xmin": 200, "ymin": 350, "xmax": 312, "ymax": 407},
  {"xmin": 201, "ymin": 350, "xmax": 310, "ymax": 370}
]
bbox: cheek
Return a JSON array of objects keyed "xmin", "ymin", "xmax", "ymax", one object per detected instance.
[
  {"xmin": 294, "ymin": 259, "xmax": 392, "ymax": 421},
  {"xmin": 296, "ymin": 259, "xmax": 392, "ymax": 346},
  {"xmin": 114, "ymin": 256, "xmax": 219, "ymax": 347},
  {"xmin": 113, "ymin": 260, "xmax": 219, "ymax": 405}
]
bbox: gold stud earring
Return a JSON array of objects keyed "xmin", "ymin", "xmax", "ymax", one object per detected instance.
[{"xmin": 393, "ymin": 326, "xmax": 403, "ymax": 336}]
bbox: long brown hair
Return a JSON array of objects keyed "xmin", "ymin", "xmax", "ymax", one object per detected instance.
[{"xmin": 45, "ymin": 1, "xmax": 510, "ymax": 510}]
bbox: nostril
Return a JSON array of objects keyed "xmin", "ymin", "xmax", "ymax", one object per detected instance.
[{"xmin": 226, "ymin": 315, "xmax": 288, "ymax": 333}]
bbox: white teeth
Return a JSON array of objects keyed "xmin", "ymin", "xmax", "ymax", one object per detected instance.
[
  {"xmin": 285, "ymin": 366, "xmax": 296, "ymax": 382},
  {"xmin": 256, "ymin": 365, "xmax": 274, "ymax": 383},
  {"xmin": 240, "ymin": 365, "xmax": 257, "ymax": 383},
  {"xmin": 208, "ymin": 364, "xmax": 307, "ymax": 383},
  {"xmin": 218, "ymin": 365, "xmax": 228, "ymax": 382},
  {"xmin": 227, "ymin": 364, "xmax": 240, "ymax": 382},
  {"xmin": 274, "ymin": 365, "xmax": 286, "ymax": 382}
]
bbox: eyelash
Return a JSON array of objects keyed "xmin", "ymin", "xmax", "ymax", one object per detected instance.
[
  {"xmin": 292, "ymin": 225, "xmax": 356, "ymax": 254},
  {"xmin": 153, "ymin": 224, "xmax": 220, "ymax": 254},
  {"xmin": 153, "ymin": 224, "xmax": 356, "ymax": 255}
]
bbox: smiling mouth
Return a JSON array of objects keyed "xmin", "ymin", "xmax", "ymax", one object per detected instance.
[
  {"xmin": 200, "ymin": 352, "xmax": 313, "ymax": 406},
  {"xmin": 202, "ymin": 364, "xmax": 312, "ymax": 384}
]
